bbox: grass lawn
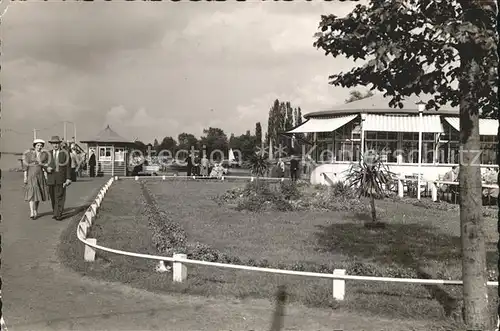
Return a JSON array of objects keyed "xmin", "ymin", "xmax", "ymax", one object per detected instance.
[{"xmin": 59, "ymin": 178, "xmax": 499, "ymax": 329}]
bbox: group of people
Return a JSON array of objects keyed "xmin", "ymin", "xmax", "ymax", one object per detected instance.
[
  {"xmin": 184, "ymin": 153, "xmax": 227, "ymax": 178},
  {"xmin": 276, "ymin": 155, "xmax": 301, "ymax": 181},
  {"xmin": 23, "ymin": 136, "xmax": 94, "ymax": 220}
]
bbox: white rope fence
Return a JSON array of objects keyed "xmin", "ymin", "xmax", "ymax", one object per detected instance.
[{"xmin": 76, "ymin": 175, "xmax": 499, "ymax": 303}]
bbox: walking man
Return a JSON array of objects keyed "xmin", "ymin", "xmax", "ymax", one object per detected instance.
[
  {"xmin": 290, "ymin": 155, "xmax": 299, "ymax": 181},
  {"xmin": 46, "ymin": 136, "xmax": 72, "ymax": 220}
]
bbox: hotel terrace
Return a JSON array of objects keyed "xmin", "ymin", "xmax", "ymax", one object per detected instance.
[{"xmin": 286, "ymin": 94, "xmax": 498, "ymax": 186}]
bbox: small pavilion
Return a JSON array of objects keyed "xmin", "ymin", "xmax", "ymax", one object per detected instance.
[{"xmin": 80, "ymin": 125, "xmax": 135, "ymax": 177}]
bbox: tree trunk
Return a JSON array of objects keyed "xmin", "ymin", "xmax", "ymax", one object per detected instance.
[
  {"xmin": 370, "ymin": 195, "xmax": 377, "ymax": 222},
  {"xmin": 497, "ymin": 115, "xmax": 500, "ymax": 330},
  {"xmin": 459, "ymin": 82, "xmax": 489, "ymax": 328},
  {"xmin": 497, "ymin": 1, "xmax": 500, "ymax": 328}
]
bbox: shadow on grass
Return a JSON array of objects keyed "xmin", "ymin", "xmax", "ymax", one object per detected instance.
[
  {"xmin": 314, "ymin": 220, "xmax": 498, "ymax": 320},
  {"xmin": 315, "ymin": 222, "xmax": 462, "ymax": 267}
]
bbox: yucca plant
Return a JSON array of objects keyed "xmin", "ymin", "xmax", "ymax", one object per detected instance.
[
  {"xmin": 249, "ymin": 152, "xmax": 270, "ymax": 179},
  {"xmin": 344, "ymin": 152, "xmax": 395, "ymax": 226}
]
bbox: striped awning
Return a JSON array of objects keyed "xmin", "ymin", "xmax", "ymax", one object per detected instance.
[
  {"xmin": 287, "ymin": 115, "xmax": 357, "ymax": 133},
  {"xmin": 363, "ymin": 114, "xmax": 443, "ymax": 133},
  {"xmin": 444, "ymin": 117, "xmax": 499, "ymax": 136}
]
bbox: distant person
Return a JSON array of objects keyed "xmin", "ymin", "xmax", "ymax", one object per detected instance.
[
  {"xmin": 290, "ymin": 155, "xmax": 299, "ymax": 181},
  {"xmin": 69, "ymin": 143, "xmax": 79, "ymax": 182},
  {"xmin": 439, "ymin": 166, "xmax": 459, "ymax": 201},
  {"xmin": 277, "ymin": 158, "xmax": 285, "ymax": 178},
  {"xmin": 46, "ymin": 135, "xmax": 72, "ymax": 221},
  {"xmin": 200, "ymin": 155, "xmax": 209, "ymax": 177},
  {"xmin": 88, "ymin": 150, "xmax": 96, "ymax": 178},
  {"xmin": 194, "ymin": 154, "xmax": 201, "ymax": 176},
  {"xmin": 209, "ymin": 162, "xmax": 226, "ymax": 179},
  {"xmin": 23, "ymin": 139, "xmax": 50, "ymax": 219},
  {"xmin": 185, "ymin": 152, "xmax": 194, "ymax": 176}
]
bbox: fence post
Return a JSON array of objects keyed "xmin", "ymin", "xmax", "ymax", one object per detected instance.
[
  {"xmin": 85, "ymin": 211, "xmax": 94, "ymax": 226},
  {"xmin": 431, "ymin": 181, "xmax": 438, "ymax": 202},
  {"xmin": 398, "ymin": 178, "xmax": 404, "ymax": 198},
  {"xmin": 78, "ymin": 222, "xmax": 88, "ymax": 238},
  {"xmin": 173, "ymin": 253, "xmax": 188, "ymax": 283},
  {"xmin": 162, "ymin": 175, "xmax": 166, "ymax": 180},
  {"xmin": 221, "ymin": 176, "xmax": 225, "ymax": 181},
  {"xmin": 84, "ymin": 238, "xmax": 97, "ymax": 262},
  {"xmin": 332, "ymin": 269, "xmax": 346, "ymax": 301}
]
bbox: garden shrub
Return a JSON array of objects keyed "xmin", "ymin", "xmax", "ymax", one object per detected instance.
[
  {"xmin": 140, "ymin": 182, "xmax": 497, "ymax": 283},
  {"xmin": 279, "ymin": 181, "xmax": 300, "ymax": 200}
]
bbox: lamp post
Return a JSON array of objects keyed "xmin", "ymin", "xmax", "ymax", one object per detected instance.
[{"xmin": 416, "ymin": 100, "xmax": 426, "ymax": 200}]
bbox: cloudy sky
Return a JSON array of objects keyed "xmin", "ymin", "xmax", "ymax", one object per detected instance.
[{"xmin": 2, "ymin": 1, "xmax": 361, "ymax": 152}]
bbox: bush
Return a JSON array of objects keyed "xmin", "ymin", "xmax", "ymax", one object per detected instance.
[
  {"xmin": 142, "ymin": 184, "xmax": 445, "ymax": 282},
  {"xmin": 279, "ymin": 181, "xmax": 300, "ymax": 200}
]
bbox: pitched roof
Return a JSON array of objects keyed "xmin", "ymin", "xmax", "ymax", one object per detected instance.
[
  {"xmin": 80, "ymin": 125, "xmax": 134, "ymax": 144},
  {"xmin": 305, "ymin": 93, "xmax": 459, "ymax": 118}
]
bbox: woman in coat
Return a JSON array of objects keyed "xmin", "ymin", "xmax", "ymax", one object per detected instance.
[{"xmin": 23, "ymin": 139, "xmax": 50, "ymax": 219}]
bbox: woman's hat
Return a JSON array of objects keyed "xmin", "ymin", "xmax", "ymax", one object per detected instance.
[
  {"xmin": 49, "ymin": 135, "xmax": 62, "ymax": 143},
  {"xmin": 33, "ymin": 138, "xmax": 46, "ymax": 147}
]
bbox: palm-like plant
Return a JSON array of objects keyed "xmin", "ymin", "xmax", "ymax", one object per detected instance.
[
  {"xmin": 344, "ymin": 152, "xmax": 395, "ymax": 225},
  {"xmin": 249, "ymin": 152, "xmax": 270, "ymax": 178}
]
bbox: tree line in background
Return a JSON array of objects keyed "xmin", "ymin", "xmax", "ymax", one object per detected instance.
[{"xmin": 133, "ymin": 98, "xmax": 309, "ymax": 161}]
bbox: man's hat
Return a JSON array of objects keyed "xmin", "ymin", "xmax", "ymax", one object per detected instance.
[{"xmin": 49, "ymin": 135, "xmax": 62, "ymax": 143}]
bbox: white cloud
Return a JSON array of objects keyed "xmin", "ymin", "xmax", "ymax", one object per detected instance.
[{"xmin": 3, "ymin": 2, "xmax": 363, "ymax": 152}]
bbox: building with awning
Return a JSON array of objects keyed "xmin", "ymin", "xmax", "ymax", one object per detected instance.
[{"xmin": 286, "ymin": 94, "xmax": 498, "ymax": 185}]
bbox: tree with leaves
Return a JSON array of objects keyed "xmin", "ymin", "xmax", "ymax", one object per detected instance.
[
  {"xmin": 255, "ymin": 122, "xmax": 263, "ymax": 147},
  {"xmin": 158, "ymin": 136, "xmax": 177, "ymax": 154},
  {"xmin": 266, "ymin": 99, "xmax": 304, "ymax": 157},
  {"xmin": 177, "ymin": 133, "xmax": 199, "ymax": 152},
  {"xmin": 153, "ymin": 138, "xmax": 160, "ymax": 152},
  {"xmin": 314, "ymin": 1, "xmax": 497, "ymax": 328},
  {"xmin": 345, "ymin": 90, "xmax": 374, "ymax": 103},
  {"xmin": 200, "ymin": 127, "xmax": 229, "ymax": 160}
]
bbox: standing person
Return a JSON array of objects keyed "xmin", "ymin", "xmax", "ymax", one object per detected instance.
[
  {"xmin": 88, "ymin": 150, "xmax": 96, "ymax": 177},
  {"xmin": 194, "ymin": 154, "xmax": 201, "ymax": 176},
  {"xmin": 69, "ymin": 143, "xmax": 78, "ymax": 182},
  {"xmin": 23, "ymin": 139, "xmax": 50, "ymax": 219},
  {"xmin": 277, "ymin": 158, "xmax": 285, "ymax": 178},
  {"xmin": 290, "ymin": 155, "xmax": 299, "ymax": 181},
  {"xmin": 200, "ymin": 154, "xmax": 209, "ymax": 177},
  {"xmin": 185, "ymin": 152, "xmax": 194, "ymax": 176},
  {"xmin": 46, "ymin": 136, "xmax": 72, "ymax": 221}
]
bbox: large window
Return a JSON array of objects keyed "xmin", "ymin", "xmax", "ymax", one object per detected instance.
[
  {"xmin": 438, "ymin": 125, "xmax": 460, "ymax": 164},
  {"xmin": 422, "ymin": 133, "xmax": 436, "ymax": 163},
  {"xmin": 481, "ymin": 135, "xmax": 497, "ymax": 165},
  {"xmin": 366, "ymin": 131, "xmax": 398, "ymax": 163},
  {"xmin": 334, "ymin": 120, "xmax": 361, "ymax": 162},
  {"xmin": 98, "ymin": 147, "xmax": 112, "ymax": 162},
  {"xmin": 115, "ymin": 147, "xmax": 125, "ymax": 162}
]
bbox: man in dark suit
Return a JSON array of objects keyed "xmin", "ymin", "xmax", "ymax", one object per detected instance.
[
  {"xmin": 46, "ymin": 136, "xmax": 72, "ymax": 220},
  {"xmin": 88, "ymin": 150, "xmax": 96, "ymax": 177},
  {"xmin": 290, "ymin": 155, "xmax": 299, "ymax": 181},
  {"xmin": 185, "ymin": 152, "xmax": 193, "ymax": 176}
]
